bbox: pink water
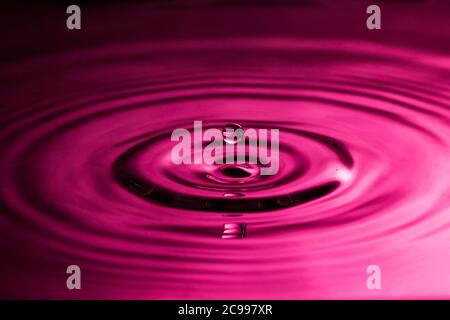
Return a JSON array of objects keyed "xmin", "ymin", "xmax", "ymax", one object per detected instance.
[{"xmin": 1, "ymin": 1, "xmax": 450, "ymax": 299}]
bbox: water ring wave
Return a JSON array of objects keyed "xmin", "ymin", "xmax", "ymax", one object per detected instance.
[{"xmin": 1, "ymin": 38, "xmax": 450, "ymax": 298}]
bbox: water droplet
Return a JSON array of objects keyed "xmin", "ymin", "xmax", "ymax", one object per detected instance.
[
  {"xmin": 222, "ymin": 123, "xmax": 244, "ymax": 144},
  {"xmin": 223, "ymin": 192, "xmax": 245, "ymax": 198},
  {"xmin": 222, "ymin": 223, "xmax": 246, "ymax": 239}
]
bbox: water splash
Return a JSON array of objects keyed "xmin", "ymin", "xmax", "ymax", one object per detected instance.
[{"xmin": 2, "ymin": 0, "xmax": 450, "ymax": 300}]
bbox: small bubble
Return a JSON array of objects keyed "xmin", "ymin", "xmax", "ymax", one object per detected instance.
[
  {"xmin": 223, "ymin": 192, "xmax": 245, "ymax": 198},
  {"xmin": 222, "ymin": 123, "xmax": 244, "ymax": 144},
  {"xmin": 222, "ymin": 223, "xmax": 247, "ymax": 239}
]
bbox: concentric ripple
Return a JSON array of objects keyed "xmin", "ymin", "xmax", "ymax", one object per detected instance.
[{"xmin": 1, "ymin": 34, "xmax": 450, "ymax": 298}]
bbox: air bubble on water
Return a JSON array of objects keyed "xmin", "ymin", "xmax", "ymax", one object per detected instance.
[{"xmin": 222, "ymin": 123, "xmax": 244, "ymax": 144}]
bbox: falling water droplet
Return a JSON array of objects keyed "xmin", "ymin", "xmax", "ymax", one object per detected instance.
[
  {"xmin": 222, "ymin": 223, "xmax": 247, "ymax": 239},
  {"xmin": 222, "ymin": 123, "xmax": 244, "ymax": 144},
  {"xmin": 223, "ymin": 192, "xmax": 245, "ymax": 198}
]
